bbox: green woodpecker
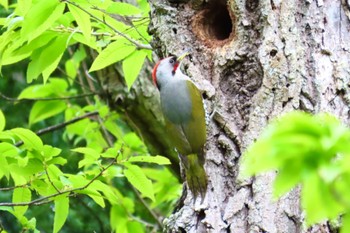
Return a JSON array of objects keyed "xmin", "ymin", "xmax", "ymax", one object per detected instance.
[{"xmin": 152, "ymin": 52, "xmax": 207, "ymax": 198}]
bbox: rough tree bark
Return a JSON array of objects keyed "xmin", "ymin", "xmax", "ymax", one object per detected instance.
[{"xmin": 106, "ymin": 0, "xmax": 350, "ymax": 232}]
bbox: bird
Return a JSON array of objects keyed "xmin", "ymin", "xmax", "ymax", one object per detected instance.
[{"xmin": 152, "ymin": 52, "xmax": 207, "ymax": 198}]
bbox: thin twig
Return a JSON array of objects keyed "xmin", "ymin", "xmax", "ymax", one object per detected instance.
[
  {"xmin": 130, "ymin": 185, "xmax": 163, "ymax": 229},
  {"xmin": 0, "ymin": 183, "xmax": 28, "ymax": 191},
  {"xmin": 15, "ymin": 111, "xmax": 99, "ymax": 147},
  {"xmin": 92, "ymin": 6, "xmax": 151, "ymax": 44},
  {"xmin": 44, "ymin": 165, "xmax": 61, "ymax": 193},
  {"xmin": 80, "ymin": 57, "xmax": 114, "ymax": 147},
  {"xmin": 129, "ymin": 215, "xmax": 159, "ymax": 229},
  {"xmin": 0, "ymin": 156, "xmax": 118, "ymax": 207},
  {"xmin": 36, "ymin": 111, "xmax": 99, "ymax": 136},
  {"xmin": 63, "ymin": 0, "xmax": 152, "ymax": 50},
  {"xmin": 0, "ymin": 92, "xmax": 100, "ymax": 102},
  {"xmin": 52, "ymin": 26, "xmax": 113, "ymax": 37},
  {"xmin": 74, "ymin": 197, "xmax": 106, "ymax": 232}
]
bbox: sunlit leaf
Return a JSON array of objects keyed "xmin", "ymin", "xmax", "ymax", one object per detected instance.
[
  {"xmin": 71, "ymin": 147, "xmax": 100, "ymax": 159},
  {"xmin": 122, "ymin": 50, "xmax": 147, "ymax": 89},
  {"xmin": 27, "ymin": 34, "xmax": 68, "ymax": 82},
  {"xmin": 13, "ymin": 188, "xmax": 31, "ymax": 217},
  {"xmin": 0, "ymin": 0, "xmax": 8, "ymax": 9},
  {"xmin": 42, "ymin": 145, "xmax": 62, "ymax": 159},
  {"xmin": 11, "ymin": 128, "xmax": 43, "ymax": 151},
  {"xmin": 29, "ymin": 100, "xmax": 66, "ymax": 126},
  {"xmin": 0, "ymin": 155, "xmax": 9, "ymax": 179},
  {"xmin": 0, "ymin": 142, "xmax": 19, "ymax": 156},
  {"xmin": 65, "ymin": 59, "xmax": 77, "ymax": 79},
  {"xmin": 0, "ymin": 109, "xmax": 5, "ymax": 131},
  {"xmin": 53, "ymin": 194, "xmax": 69, "ymax": 233},
  {"xmin": 302, "ymin": 173, "xmax": 344, "ymax": 225},
  {"xmin": 21, "ymin": 0, "xmax": 65, "ymax": 41},
  {"xmin": 124, "ymin": 163, "xmax": 154, "ymax": 201},
  {"xmin": 273, "ymin": 161, "xmax": 302, "ymax": 198},
  {"xmin": 18, "ymin": 78, "xmax": 68, "ymax": 99},
  {"xmin": 2, "ymin": 32, "xmax": 56, "ymax": 66},
  {"xmin": 16, "ymin": 0, "xmax": 32, "ymax": 16},
  {"xmin": 106, "ymin": 2, "xmax": 142, "ymax": 16},
  {"xmin": 127, "ymin": 221, "xmax": 144, "ymax": 233},
  {"xmin": 341, "ymin": 213, "xmax": 350, "ymax": 233},
  {"xmin": 42, "ymin": 53, "xmax": 64, "ymax": 84},
  {"xmin": 110, "ymin": 205, "xmax": 128, "ymax": 232},
  {"xmin": 89, "ymin": 39, "xmax": 135, "ymax": 72},
  {"xmin": 128, "ymin": 155, "xmax": 171, "ymax": 165},
  {"xmin": 68, "ymin": 3, "xmax": 91, "ymax": 41}
]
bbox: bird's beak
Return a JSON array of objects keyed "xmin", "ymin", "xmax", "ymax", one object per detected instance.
[{"xmin": 176, "ymin": 51, "xmax": 190, "ymax": 62}]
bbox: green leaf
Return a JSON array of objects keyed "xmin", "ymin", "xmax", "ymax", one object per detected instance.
[
  {"xmin": 89, "ymin": 39, "xmax": 136, "ymax": 72},
  {"xmin": 106, "ymin": 2, "xmax": 142, "ymax": 16},
  {"xmin": 71, "ymin": 147, "xmax": 100, "ymax": 159},
  {"xmin": 101, "ymin": 147, "xmax": 120, "ymax": 158},
  {"xmin": 65, "ymin": 59, "xmax": 77, "ymax": 79},
  {"xmin": 47, "ymin": 164, "xmax": 63, "ymax": 182},
  {"xmin": 273, "ymin": 161, "xmax": 302, "ymax": 198},
  {"xmin": 29, "ymin": 100, "xmax": 66, "ymax": 126},
  {"xmin": 87, "ymin": 191, "xmax": 105, "ymax": 208},
  {"xmin": 42, "ymin": 145, "xmax": 62, "ymax": 159},
  {"xmin": 0, "ymin": 142, "xmax": 19, "ymax": 156},
  {"xmin": 18, "ymin": 78, "xmax": 68, "ymax": 99},
  {"xmin": 47, "ymin": 157, "xmax": 67, "ymax": 166},
  {"xmin": 42, "ymin": 53, "xmax": 64, "ymax": 83},
  {"xmin": 302, "ymin": 173, "xmax": 344, "ymax": 225},
  {"xmin": 21, "ymin": 0, "xmax": 65, "ymax": 41},
  {"xmin": 2, "ymin": 32, "xmax": 56, "ymax": 65},
  {"xmin": 53, "ymin": 194, "xmax": 69, "ymax": 233},
  {"xmin": 104, "ymin": 116, "xmax": 123, "ymax": 139},
  {"xmin": 13, "ymin": 187, "xmax": 31, "ymax": 217},
  {"xmin": 0, "ymin": 154, "xmax": 9, "ymax": 179},
  {"xmin": 72, "ymin": 33, "xmax": 97, "ymax": 50},
  {"xmin": 341, "ymin": 213, "xmax": 350, "ymax": 233},
  {"xmin": 27, "ymin": 34, "xmax": 68, "ymax": 82},
  {"xmin": 122, "ymin": 50, "xmax": 147, "ymax": 89},
  {"xmin": 0, "ymin": 0, "xmax": 8, "ymax": 9},
  {"xmin": 11, "ymin": 128, "xmax": 43, "ymax": 150},
  {"xmin": 0, "ymin": 109, "xmax": 5, "ymax": 131},
  {"xmin": 128, "ymin": 155, "xmax": 171, "ymax": 165},
  {"xmin": 0, "ymin": 206, "xmax": 13, "ymax": 213},
  {"xmin": 16, "ymin": 0, "xmax": 32, "ymax": 16},
  {"xmin": 26, "ymin": 218, "xmax": 37, "ymax": 231},
  {"xmin": 124, "ymin": 164, "xmax": 155, "ymax": 201},
  {"xmin": 68, "ymin": 3, "xmax": 91, "ymax": 41},
  {"xmin": 13, "ymin": 158, "xmax": 44, "ymax": 178},
  {"xmin": 110, "ymin": 205, "xmax": 128, "ymax": 232},
  {"xmin": 127, "ymin": 221, "xmax": 144, "ymax": 233}
]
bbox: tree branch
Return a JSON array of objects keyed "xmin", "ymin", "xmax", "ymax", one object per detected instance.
[
  {"xmin": 130, "ymin": 185, "xmax": 163, "ymax": 230},
  {"xmin": 44, "ymin": 165, "xmax": 61, "ymax": 193},
  {"xmin": 0, "ymin": 155, "xmax": 119, "ymax": 207},
  {"xmin": 15, "ymin": 111, "xmax": 99, "ymax": 147},
  {"xmin": 0, "ymin": 184, "xmax": 28, "ymax": 191},
  {"xmin": 0, "ymin": 92, "xmax": 101, "ymax": 102},
  {"xmin": 63, "ymin": 0, "xmax": 152, "ymax": 50}
]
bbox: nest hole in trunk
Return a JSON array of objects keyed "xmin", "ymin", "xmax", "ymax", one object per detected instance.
[{"xmin": 192, "ymin": 1, "xmax": 235, "ymax": 47}]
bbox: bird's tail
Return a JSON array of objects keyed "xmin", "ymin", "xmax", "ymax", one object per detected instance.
[{"xmin": 180, "ymin": 153, "xmax": 208, "ymax": 199}]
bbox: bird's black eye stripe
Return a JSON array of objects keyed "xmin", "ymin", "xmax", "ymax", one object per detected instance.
[{"xmin": 169, "ymin": 56, "xmax": 177, "ymax": 64}]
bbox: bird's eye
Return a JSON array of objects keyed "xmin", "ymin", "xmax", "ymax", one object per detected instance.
[{"xmin": 169, "ymin": 58, "xmax": 175, "ymax": 64}]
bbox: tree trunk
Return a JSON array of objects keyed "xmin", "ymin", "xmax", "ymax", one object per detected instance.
[
  {"xmin": 107, "ymin": 0, "xmax": 350, "ymax": 232},
  {"xmin": 145, "ymin": 0, "xmax": 350, "ymax": 232}
]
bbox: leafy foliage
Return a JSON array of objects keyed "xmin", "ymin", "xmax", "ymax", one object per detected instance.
[
  {"xmin": 0, "ymin": 0, "xmax": 152, "ymax": 88},
  {"xmin": 241, "ymin": 111, "xmax": 350, "ymax": 231},
  {"xmin": 0, "ymin": 0, "xmax": 181, "ymax": 232}
]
